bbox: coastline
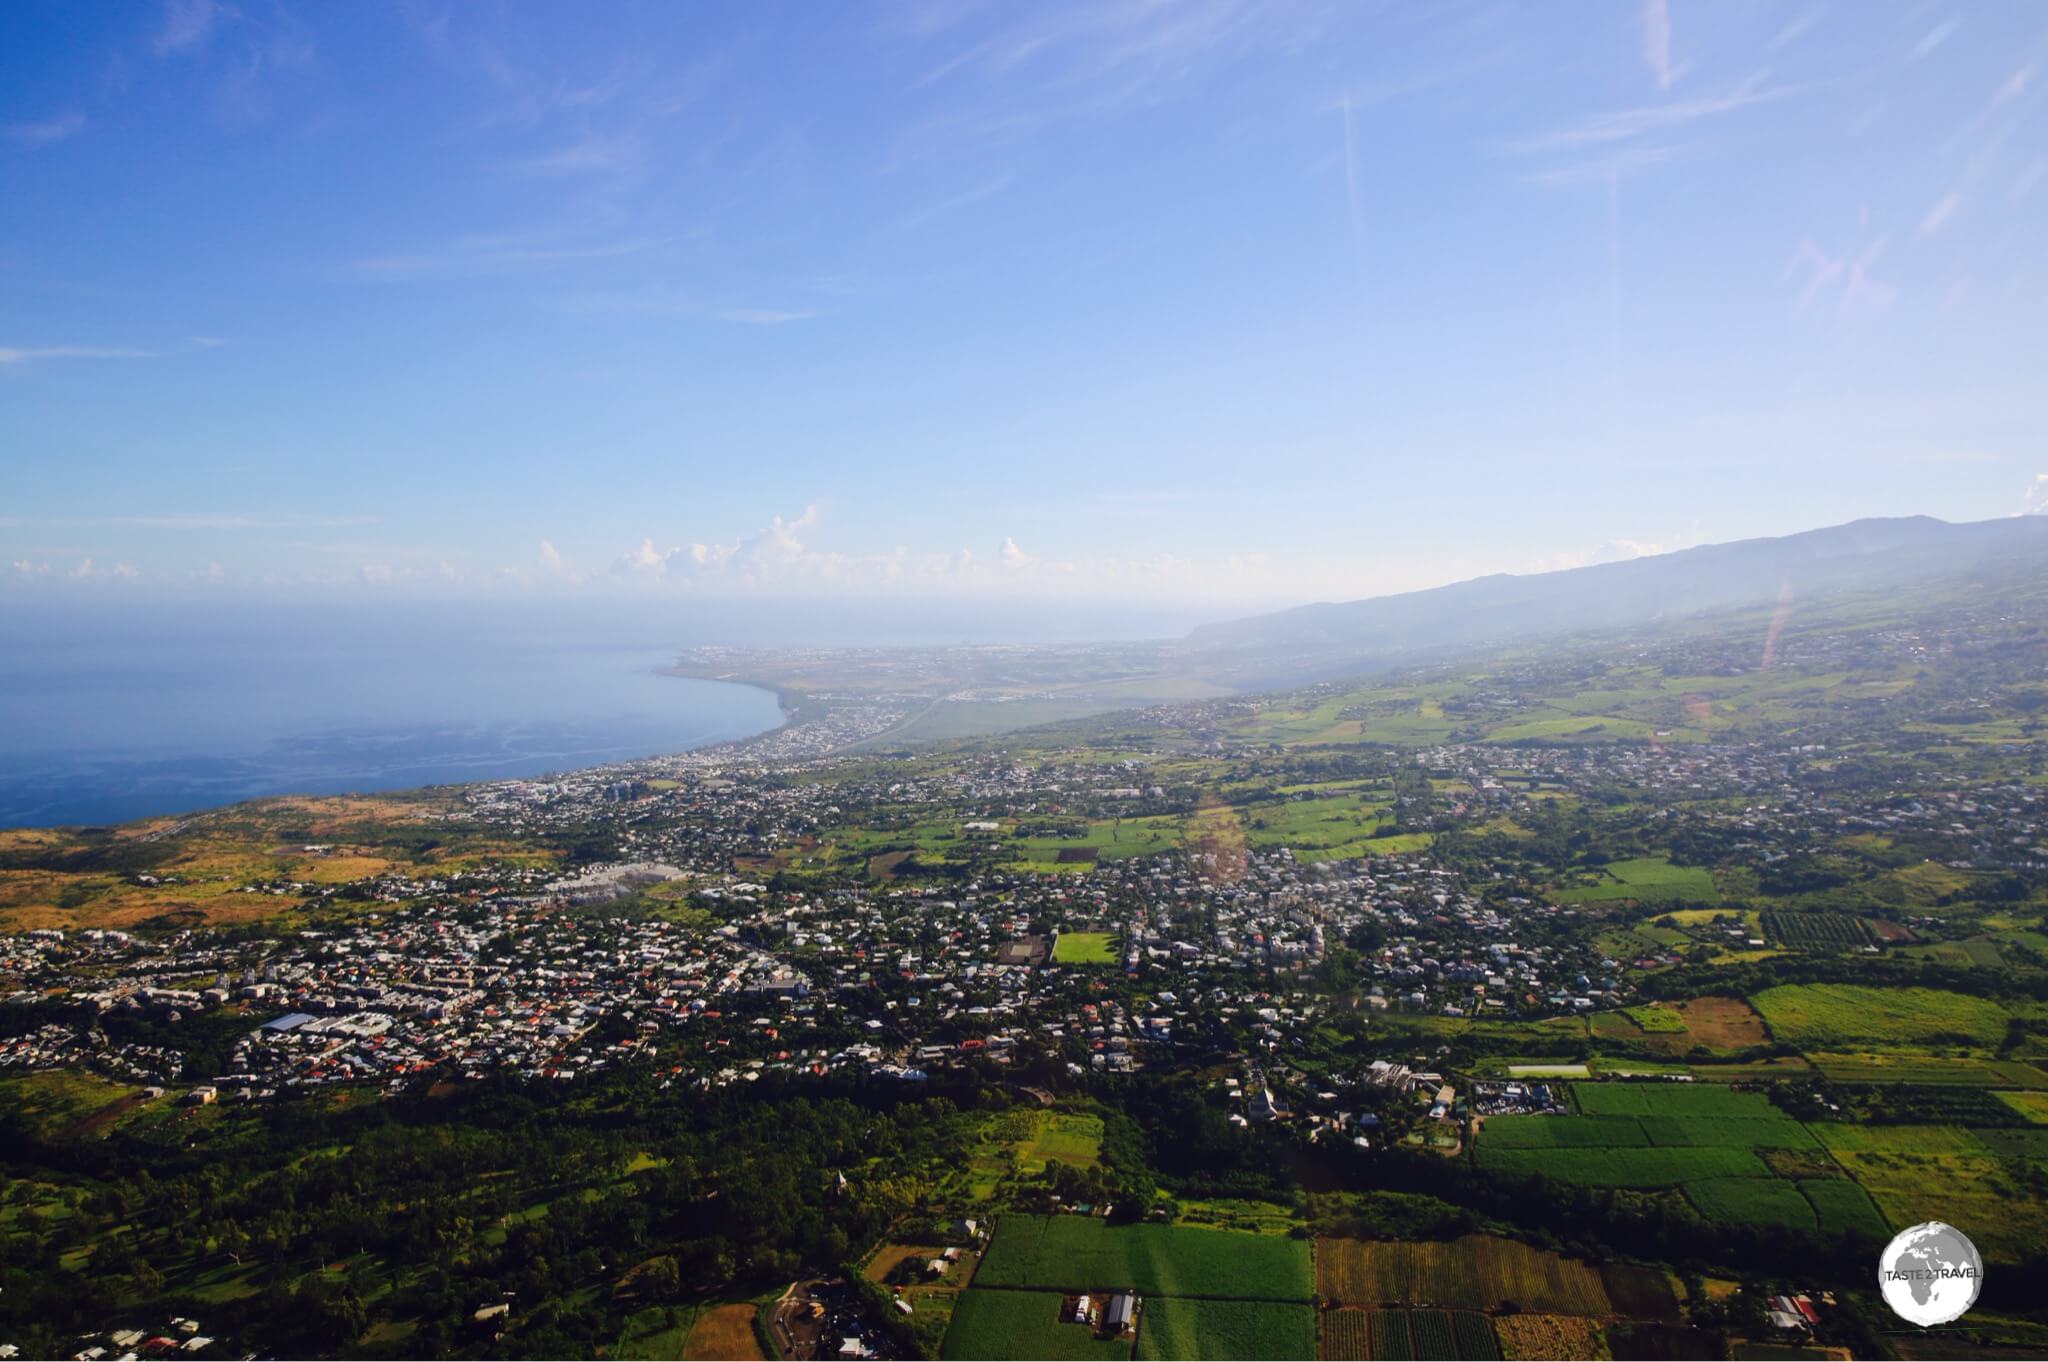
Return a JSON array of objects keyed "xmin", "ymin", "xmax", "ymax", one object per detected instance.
[{"xmin": 2, "ymin": 672, "xmax": 791, "ymax": 831}]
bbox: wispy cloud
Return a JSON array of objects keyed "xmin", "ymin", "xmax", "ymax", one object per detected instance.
[
  {"xmin": 1907, "ymin": 16, "xmax": 1962, "ymax": 64},
  {"xmin": 1525, "ymin": 145, "xmax": 1674, "ymax": 187},
  {"xmin": 887, "ymin": 0, "xmax": 1291, "ymax": 171},
  {"xmin": 548, "ymin": 292, "xmax": 814, "ymax": 324},
  {"xmin": 506, "ymin": 131, "xmax": 642, "ymax": 180},
  {"xmin": 1641, "ymin": 0, "xmax": 1673, "ymax": 90},
  {"xmin": 1766, "ymin": 8, "xmax": 1821, "ymax": 54},
  {"xmin": 154, "ymin": 0, "xmax": 230, "ymax": 56},
  {"xmin": 1509, "ymin": 74, "xmax": 1798, "ymax": 154},
  {"xmin": 1989, "ymin": 61, "xmax": 2035, "ymax": 109},
  {"xmin": 2, "ymin": 113, "xmax": 87, "ymax": 148},
  {"xmin": 900, "ymin": 176, "xmax": 1011, "ymax": 230},
  {"xmin": 0, "ymin": 346, "xmax": 155, "ymax": 365},
  {"xmin": 350, "ymin": 232, "xmax": 667, "ymax": 281},
  {"xmin": 707, "ymin": 308, "xmax": 814, "ymax": 326},
  {"xmin": 1919, "ymin": 190, "xmax": 1962, "ymax": 236},
  {"xmin": 1786, "ymin": 234, "xmax": 1897, "ymax": 319}
]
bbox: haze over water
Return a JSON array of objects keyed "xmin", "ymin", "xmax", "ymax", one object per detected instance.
[{"xmin": 0, "ymin": 598, "xmax": 1216, "ymax": 828}]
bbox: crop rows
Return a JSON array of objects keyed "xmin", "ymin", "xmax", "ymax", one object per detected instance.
[
  {"xmin": 1316, "ymin": 1236, "xmax": 1609, "ymax": 1316},
  {"xmin": 1322, "ymin": 1308, "xmax": 1370, "ymax": 1361},
  {"xmin": 1493, "ymin": 1315, "xmax": 1604, "ymax": 1361},
  {"xmin": 1326, "ymin": 1310, "xmax": 1502, "ymax": 1362},
  {"xmin": 1371, "ymin": 1309, "xmax": 1413, "ymax": 1361},
  {"xmin": 1761, "ymin": 910, "xmax": 1876, "ymax": 950}
]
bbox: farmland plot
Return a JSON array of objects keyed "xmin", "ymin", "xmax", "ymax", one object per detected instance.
[
  {"xmin": 1450, "ymin": 1312, "xmax": 1501, "ymax": 1361},
  {"xmin": 1750, "ymin": 984, "xmax": 2008, "ymax": 1049},
  {"xmin": 941, "ymin": 1291, "xmax": 1129, "ymax": 1362},
  {"xmin": 1322, "ymin": 1308, "xmax": 1369, "ymax": 1362},
  {"xmin": 1798, "ymin": 1179, "xmax": 1890, "ymax": 1238},
  {"xmin": 1682, "ymin": 1177, "xmax": 1817, "ymax": 1229},
  {"xmin": 1572, "ymin": 1084, "xmax": 1778, "ymax": 1118},
  {"xmin": 1370, "ymin": 1310, "xmax": 1414, "ymax": 1361},
  {"xmin": 1492, "ymin": 1315, "xmax": 1605, "ymax": 1361},
  {"xmin": 1134, "ymin": 1299, "xmax": 1315, "ymax": 1361},
  {"xmin": 1315, "ymin": 1237, "xmax": 1609, "ymax": 1315},
  {"xmin": 977, "ymin": 1215, "xmax": 1311, "ymax": 1301},
  {"xmin": 1409, "ymin": 1310, "xmax": 1457, "ymax": 1361},
  {"xmin": 1476, "ymin": 1145, "xmax": 1767, "ymax": 1186}
]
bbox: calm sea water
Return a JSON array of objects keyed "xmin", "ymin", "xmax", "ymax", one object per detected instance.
[
  {"xmin": 0, "ymin": 603, "xmax": 786, "ymax": 827},
  {"xmin": 0, "ymin": 597, "xmax": 1230, "ymax": 828}
]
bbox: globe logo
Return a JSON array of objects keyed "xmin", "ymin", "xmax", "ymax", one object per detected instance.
[{"xmin": 1878, "ymin": 1221, "xmax": 1983, "ymax": 1327}]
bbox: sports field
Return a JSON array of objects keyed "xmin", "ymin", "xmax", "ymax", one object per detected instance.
[{"xmin": 1052, "ymin": 932, "xmax": 1118, "ymax": 965}]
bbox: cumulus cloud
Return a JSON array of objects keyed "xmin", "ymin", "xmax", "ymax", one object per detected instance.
[
  {"xmin": 607, "ymin": 507, "xmax": 1431, "ymax": 602},
  {"xmin": 617, "ymin": 507, "xmax": 826, "ymax": 584},
  {"xmin": 66, "ymin": 557, "xmax": 140, "ymax": 581},
  {"xmin": 1529, "ymin": 530, "xmax": 1706, "ymax": 574},
  {"xmin": 2025, "ymin": 473, "xmax": 2048, "ymax": 515}
]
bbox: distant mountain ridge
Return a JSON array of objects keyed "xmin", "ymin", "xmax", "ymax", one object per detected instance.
[{"xmin": 1179, "ymin": 515, "xmax": 2048, "ymax": 687}]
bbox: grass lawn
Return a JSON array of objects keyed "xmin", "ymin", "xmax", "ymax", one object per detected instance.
[
  {"xmin": 1553, "ymin": 856, "xmax": 1717, "ymax": 904},
  {"xmin": 1052, "ymin": 932, "xmax": 1118, "ymax": 965}
]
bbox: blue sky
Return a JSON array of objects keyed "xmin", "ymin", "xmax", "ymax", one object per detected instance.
[{"xmin": 3, "ymin": 0, "xmax": 2044, "ymax": 608}]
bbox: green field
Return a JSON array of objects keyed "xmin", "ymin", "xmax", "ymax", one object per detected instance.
[
  {"xmin": 1021, "ymin": 1114, "xmax": 1105, "ymax": 1172},
  {"xmin": 1052, "ymin": 932, "xmax": 1118, "ymax": 965},
  {"xmin": 1808, "ymin": 1054, "xmax": 2048, "ymax": 1087},
  {"xmin": 974, "ymin": 1216, "xmax": 1312, "ymax": 1301},
  {"xmin": 1624, "ymin": 1005, "xmax": 1689, "ymax": 1034},
  {"xmin": 1132, "ymin": 1298, "xmax": 1315, "ymax": 1361},
  {"xmin": 941, "ymin": 1290, "xmax": 1130, "ymax": 1361},
  {"xmin": 1478, "ymin": 1085, "xmax": 1822, "ymax": 1195},
  {"xmin": 1807, "ymin": 1123, "xmax": 2048, "ymax": 1261},
  {"xmin": 1750, "ymin": 984, "xmax": 2010, "ymax": 1049},
  {"xmin": 1812, "ymin": 1123, "xmax": 1989, "ymax": 1156},
  {"xmin": 1797, "ymin": 1179, "xmax": 1890, "ymax": 1238},
  {"xmin": 1572, "ymin": 1084, "xmax": 1780, "ymax": 1117},
  {"xmin": 1474, "ymin": 1145, "xmax": 1767, "ymax": 1187},
  {"xmin": 1479, "ymin": 1115, "xmax": 1649, "ymax": 1149},
  {"xmin": 1553, "ymin": 856, "xmax": 1716, "ymax": 904},
  {"xmin": 1682, "ymin": 1177, "xmax": 1816, "ymax": 1229},
  {"xmin": 1997, "ymin": 1091, "xmax": 2048, "ymax": 1123},
  {"xmin": 1635, "ymin": 1116, "xmax": 1818, "ymax": 1149},
  {"xmin": 0, "ymin": 1070, "xmax": 141, "ymax": 1139}
]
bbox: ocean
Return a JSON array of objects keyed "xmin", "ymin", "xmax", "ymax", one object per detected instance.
[
  {"xmin": 0, "ymin": 602, "xmax": 786, "ymax": 828},
  {"xmin": 0, "ymin": 596, "xmax": 1226, "ymax": 828}
]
